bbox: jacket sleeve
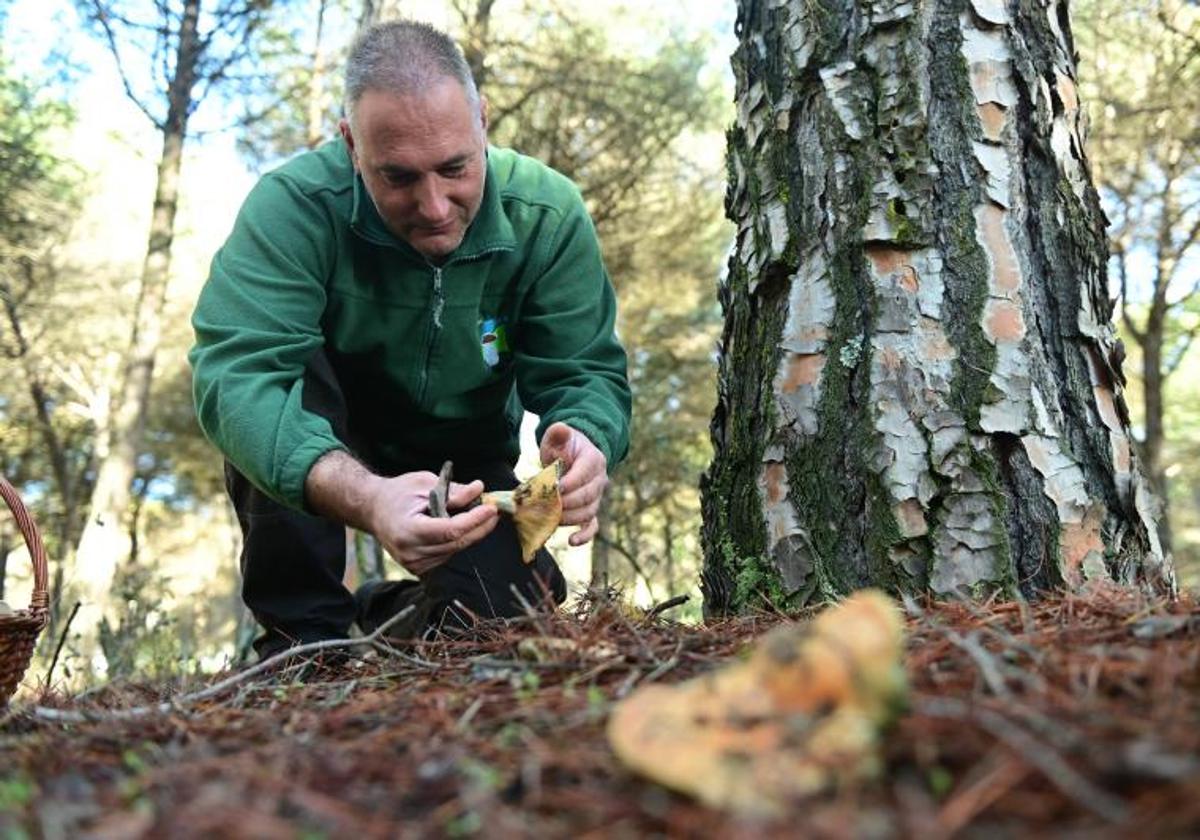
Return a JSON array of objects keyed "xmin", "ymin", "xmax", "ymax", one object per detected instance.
[
  {"xmin": 189, "ymin": 173, "xmax": 347, "ymax": 510},
  {"xmin": 514, "ymin": 194, "xmax": 632, "ymax": 470}
]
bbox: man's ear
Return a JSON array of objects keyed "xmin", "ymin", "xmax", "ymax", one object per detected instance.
[
  {"xmin": 479, "ymin": 95, "xmax": 489, "ymax": 135},
  {"xmin": 338, "ymin": 118, "xmax": 359, "ymax": 170}
]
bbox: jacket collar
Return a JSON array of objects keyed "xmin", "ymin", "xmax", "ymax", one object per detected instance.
[{"xmin": 349, "ymin": 146, "xmax": 517, "ymax": 263}]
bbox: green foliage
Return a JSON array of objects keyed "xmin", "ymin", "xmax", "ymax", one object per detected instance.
[
  {"xmin": 732, "ymin": 560, "xmax": 788, "ymax": 611},
  {"xmin": 0, "ymin": 776, "xmax": 35, "ymax": 812},
  {"xmin": 0, "ymin": 45, "xmax": 89, "ymax": 558},
  {"xmin": 93, "ymin": 517, "xmax": 237, "ymax": 683},
  {"xmin": 514, "ymin": 668, "xmax": 540, "ymax": 701},
  {"xmin": 0, "ymin": 60, "xmax": 75, "ymax": 239},
  {"xmin": 482, "ymin": 7, "xmax": 719, "ymax": 229},
  {"xmin": 237, "ymin": 0, "xmax": 357, "ymax": 168},
  {"xmin": 97, "ymin": 561, "xmax": 186, "ymax": 681}
]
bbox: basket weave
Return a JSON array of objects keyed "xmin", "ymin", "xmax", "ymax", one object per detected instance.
[{"xmin": 0, "ymin": 475, "xmax": 48, "ymax": 707}]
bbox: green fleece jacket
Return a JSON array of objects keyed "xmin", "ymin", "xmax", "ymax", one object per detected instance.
[{"xmin": 190, "ymin": 142, "xmax": 631, "ymax": 510}]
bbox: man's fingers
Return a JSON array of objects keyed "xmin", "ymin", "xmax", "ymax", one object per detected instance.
[
  {"xmin": 446, "ymin": 479, "xmax": 484, "ymax": 510},
  {"xmin": 559, "ymin": 447, "xmax": 607, "ymax": 492},
  {"xmin": 409, "ymin": 504, "xmax": 497, "ymax": 551},
  {"xmin": 402, "ymin": 556, "xmax": 444, "ymax": 577},
  {"xmin": 559, "ymin": 481, "xmax": 602, "ymax": 525},
  {"xmin": 413, "ymin": 515, "xmax": 500, "ymax": 567},
  {"xmin": 568, "ymin": 517, "xmax": 599, "ymax": 547},
  {"xmin": 560, "ymin": 476, "xmax": 604, "ymax": 513}
]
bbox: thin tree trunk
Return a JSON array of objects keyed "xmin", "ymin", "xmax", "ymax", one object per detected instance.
[
  {"xmin": 663, "ymin": 514, "xmax": 675, "ymax": 596},
  {"xmin": 73, "ymin": 0, "xmax": 202, "ymax": 640},
  {"xmin": 1141, "ymin": 294, "xmax": 1169, "ymax": 550},
  {"xmin": 702, "ymin": 0, "xmax": 1172, "ymax": 615},
  {"xmin": 358, "ymin": 0, "xmax": 401, "ymax": 29},
  {"xmin": 306, "ymin": 0, "xmax": 330, "ymax": 149},
  {"xmin": 590, "ymin": 491, "xmax": 612, "ymax": 593},
  {"xmin": 459, "ymin": 0, "xmax": 497, "ymax": 91}
]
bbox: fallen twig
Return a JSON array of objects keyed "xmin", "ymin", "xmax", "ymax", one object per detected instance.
[
  {"xmin": 23, "ymin": 605, "xmax": 417, "ymax": 724},
  {"xmin": 646, "ymin": 594, "xmax": 689, "ymax": 619},
  {"xmin": 942, "ymin": 629, "xmax": 1011, "ymax": 698},
  {"xmin": 44, "ymin": 599, "xmax": 82, "ymax": 688}
]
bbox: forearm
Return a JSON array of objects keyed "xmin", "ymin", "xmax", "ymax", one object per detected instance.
[{"xmin": 303, "ymin": 449, "xmax": 388, "ymax": 532}]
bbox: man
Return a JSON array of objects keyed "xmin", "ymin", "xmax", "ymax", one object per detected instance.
[{"xmin": 189, "ymin": 20, "xmax": 631, "ymax": 659}]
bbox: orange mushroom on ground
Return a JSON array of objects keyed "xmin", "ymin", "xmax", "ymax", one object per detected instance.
[{"xmin": 606, "ymin": 590, "xmax": 907, "ymax": 817}]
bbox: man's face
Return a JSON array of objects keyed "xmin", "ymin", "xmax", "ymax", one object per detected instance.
[{"xmin": 340, "ymin": 80, "xmax": 488, "ymax": 260}]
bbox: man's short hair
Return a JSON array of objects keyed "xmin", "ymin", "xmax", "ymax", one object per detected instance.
[{"xmin": 344, "ymin": 20, "xmax": 480, "ymax": 121}]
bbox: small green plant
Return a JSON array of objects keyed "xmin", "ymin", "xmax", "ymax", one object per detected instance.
[
  {"xmin": 458, "ymin": 759, "xmax": 502, "ymax": 793},
  {"xmin": 0, "ymin": 777, "xmax": 34, "ymax": 813},
  {"xmin": 514, "ymin": 669, "xmax": 540, "ymax": 702},
  {"xmin": 445, "ymin": 810, "xmax": 483, "ymax": 837},
  {"xmin": 927, "ymin": 765, "xmax": 954, "ymax": 799},
  {"xmin": 733, "ymin": 560, "xmax": 789, "ymax": 611}
]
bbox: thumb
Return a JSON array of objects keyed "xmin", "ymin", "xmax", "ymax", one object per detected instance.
[{"xmin": 540, "ymin": 422, "xmax": 574, "ymax": 466}]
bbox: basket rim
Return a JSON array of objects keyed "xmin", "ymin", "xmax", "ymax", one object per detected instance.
[{"xmin": 0, "ymin": 474, "xmax": 48, "ymax": 614}]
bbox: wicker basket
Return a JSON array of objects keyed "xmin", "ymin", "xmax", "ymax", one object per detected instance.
[{"xmin": 0, "ymin": 474, "xmax": 49, "ymax": 707}]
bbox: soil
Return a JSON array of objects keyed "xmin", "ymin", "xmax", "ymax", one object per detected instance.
[{"xmin": 2, "ymin": 585, "xmax": 1198, "ymax": 839}]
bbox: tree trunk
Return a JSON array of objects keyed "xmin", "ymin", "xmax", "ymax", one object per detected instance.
[
  {"xmin": 663, "ymin": 515, "xmax": 675, "ymax": 596},
  {"xmin": 73, "ymin": 0, "xmax": 201, "ymax": 640},
  {"xmin": 702, "ymin": 0, "xmax": 1173, "ymax": 615},
  {"xmin": 458, "ymin": 0, "xmax": 497, "ymax": 91},
  {"xmin": 590, "ymin": 491, "xmax": 612, "ymax": 593},
  {"xmin": 305, "ymin": 0, "xmax": 331, "ymax": 149},
  {"xmin": 1140, "ymin": 291, "xmax": 1169, "ymax": 549},
  {"xmin": 358, "ymin": 0, "xmax": 401, "ymax": 29}
]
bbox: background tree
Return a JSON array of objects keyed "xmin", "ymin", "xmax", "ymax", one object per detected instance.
[
  {"xmin": 237, "ymin": 0, "xmax": 354, "ymax": 168},
  {"xmin": 70, "ymin": 0, "xmax": 286, "ymax": 664},
  {"xmin": 1073, "ymin": 0, "xmax": 1199, "ymax": 561},
  {"xmin": 702, "ymin": 0, "xmax": 1172, "ymax": 615}
]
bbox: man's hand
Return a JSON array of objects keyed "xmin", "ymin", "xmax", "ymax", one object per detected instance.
[
  {"xmin": 306, "ymin": 451, "xmax": 498, "ymax": 576},
  {"xmin": 365, "ymin": 472, "xmax": 498, "ymax": 576},
  {"xmin": 539, "ymin": 422, "xmax": 607, "ymax": 546}
]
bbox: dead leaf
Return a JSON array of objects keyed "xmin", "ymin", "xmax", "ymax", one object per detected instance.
[{"xmin": 517, "ymin": 637, "xmax": 619, "ymax": 663}]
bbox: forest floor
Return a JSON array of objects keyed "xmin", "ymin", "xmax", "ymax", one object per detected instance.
[{"xmin": 1, "ymin": 585, "xmax": 1198, "ymax": 839}]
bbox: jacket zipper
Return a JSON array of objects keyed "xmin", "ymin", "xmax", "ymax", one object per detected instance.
[
  {"xmin": 414, "ymin": 244, "xmax": 510, "ymax": 408},
  {"xmin": 417, "ymin": 265, "xmax": 445, "ymax": 407}
]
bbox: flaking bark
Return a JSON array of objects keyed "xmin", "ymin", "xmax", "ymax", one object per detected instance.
[{"xmin": 702, "ymin": 0, "xmax": 1173, "ymax": 614}]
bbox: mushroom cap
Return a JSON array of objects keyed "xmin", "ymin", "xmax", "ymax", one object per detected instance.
[
  {"xmin": 481, "ymin": 460, "xmax": 563, "ymax": 563},
  {"xmin": 606, "ymin": 590, "xmax": 907, "ymax": 816}
]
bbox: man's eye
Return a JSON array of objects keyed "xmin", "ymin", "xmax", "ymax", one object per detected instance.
[{"xmin": 440, "ymin": 165, "xmax": 466, "ymax": 178}]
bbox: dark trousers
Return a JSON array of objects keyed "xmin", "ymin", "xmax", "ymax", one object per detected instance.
[{"xmin": 226, "ymin": 352, "xmax": 567, "ymax": 657}]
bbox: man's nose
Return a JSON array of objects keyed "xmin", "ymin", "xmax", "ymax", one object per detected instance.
[{"xmin": 414, "ymin": 177, "xmax": 450, "ymax": 222}]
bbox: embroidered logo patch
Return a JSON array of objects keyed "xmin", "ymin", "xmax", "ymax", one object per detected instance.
[{"xmin": 479, "ymin": 317, "xmax": 510, "ymax": 368}]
